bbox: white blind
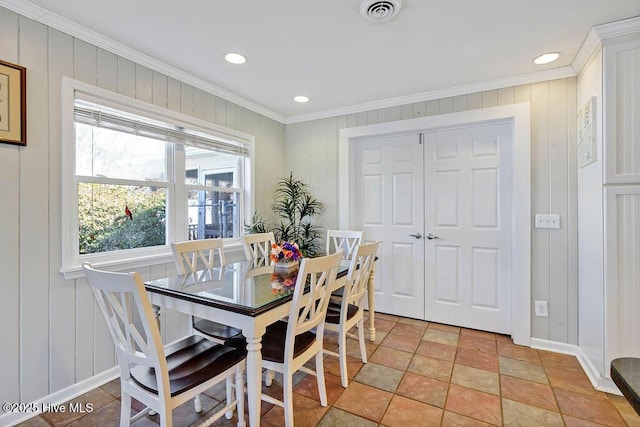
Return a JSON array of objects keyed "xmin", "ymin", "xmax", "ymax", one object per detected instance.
[{"xmin": 73, "ymin": 99, "xmax": 249, "ymax": 157}]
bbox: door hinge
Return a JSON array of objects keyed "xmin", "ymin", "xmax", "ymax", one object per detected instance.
[{"xmin": 419, "ymin": 133, "xmax": 423, "ymax": 145}]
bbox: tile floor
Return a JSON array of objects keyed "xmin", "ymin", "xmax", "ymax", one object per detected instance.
[{"xmin": 17, "ymin": 313, "xmax": 640, "ymax": 426}]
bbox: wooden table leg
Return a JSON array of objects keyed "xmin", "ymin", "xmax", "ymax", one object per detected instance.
[
  {"xmin": 367, "ymin": 264, "xmax": 376, "ymax": 342},
  {"xmin": 246, "ymin": 335, "xmax": 263, "ymax": 427}
]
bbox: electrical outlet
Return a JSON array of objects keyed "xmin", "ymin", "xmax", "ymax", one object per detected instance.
[{"xmin": 534, "ymin": 300, "xmax": 549, "ymax": 317}]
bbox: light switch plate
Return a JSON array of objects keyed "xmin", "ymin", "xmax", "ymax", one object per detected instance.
[{"xmin": 535, "ymin": 214, "xmax": 560, "ymax": 229}]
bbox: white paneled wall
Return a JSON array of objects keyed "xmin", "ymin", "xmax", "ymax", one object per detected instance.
[
  {"xmin": 285, "ymin": 79, "xmax": 579, "ymax": 344},
  {"xmin": 0, "ymin": 7, "xmax": 284, "ymax": 405}
]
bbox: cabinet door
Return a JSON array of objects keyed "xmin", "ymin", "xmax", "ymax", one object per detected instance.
[
  {"xmin": 604, "ymin": 38, "xmax": 640, "ymax": 184},
  {"xmin": 605, "ymin": 185, "xmax": 640, "ymax": 373}
]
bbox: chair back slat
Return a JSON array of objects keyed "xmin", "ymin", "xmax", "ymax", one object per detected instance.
[
  {"xmin": 326, "ymin": 230, "xmax": 363, "ymax": 260},
  {"xmin": 242, "ymin": 232, "xmax": 276, "ymax": 261},
  {"xmin": 83, "ymin": 263, "xmax": 170, "ymax": 387},
  {"xmin": 172, "ymin": 238, "xmax": 226, "ymax": 274},
  {"xmin": 343, "ymin": 242, "xmax": 379, "ymax": 309},
  {"xmin": 285, "ymin": 250, "xmax": 343, "ymax": 359}
]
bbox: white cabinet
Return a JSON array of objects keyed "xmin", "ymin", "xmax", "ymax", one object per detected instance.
[
  {"xmin": 603, "ymin": 37, "xmax": 640, "ymax": 184},
  {"xmin": 605, "ymin": 186, "xmax": 640, "ymax": 369}
]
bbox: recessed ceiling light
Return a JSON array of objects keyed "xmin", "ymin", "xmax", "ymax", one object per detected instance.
[
  {"xmin": 533, "ymin": 52, "xmax": 560, "ymax": 65},
  {"xmin": 293, "ymin": 96, "xmax": 309, "ymax": 103},
  {"xmin": 224, "ymin": 52, "xmax": 247, "ymax": 65}
]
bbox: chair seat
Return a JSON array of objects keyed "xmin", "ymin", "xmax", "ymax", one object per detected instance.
[
  {"xmin": 325, "ymin": 301, "xmax": 358, "ymax": 324},
  {"xmin": 130, "ymin": 335, "xmax": 245, "ymax": 397},
  {"xmin": 262, "ymin": 321, "xmax": 316, "ymax": 363},
  {"xmin": 193, "ymin": 318, "xmax": 242, "ymax": 340}
]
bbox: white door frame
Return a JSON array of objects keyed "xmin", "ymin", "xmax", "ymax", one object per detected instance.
[{"xmin": 338, "ymin": 103, "xmax": 531, "ymax": 346}]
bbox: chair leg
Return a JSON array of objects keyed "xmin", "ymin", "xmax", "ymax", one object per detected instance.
[
  {"xmin": 120, "ymin": 392, "xmax": 132, "ymax": 427},
  {"xmin": 194, "ymin": 393, "xmax": 202, "ymax": 413},
  {"xmin": 315, "ymin": 351, "xmax": 328, "ymax": 406},
  {"xmin": 264, "ymin": 369, "xmax": 274, "ymax": 386},
  {"xmin": 159, "ymin": 406, "xmax": 173, "ymax": 427},
  {"xmin": 338, "ymin": 329, "xmax": 349, "ymax": 388},
  {"xmin": 235, "ymin": 368, "xmax": 246, "ymax": 427},
  {"xmin": 283, "ymin": 372, "xmax": 294, "ymax": 427},
  {"xmin": 225, "ymin": 377, "xmax": 233, "ymax": 419},
  {"xmin": 358, "ymin": 319, "xmax": 368, "ymax": 364}
]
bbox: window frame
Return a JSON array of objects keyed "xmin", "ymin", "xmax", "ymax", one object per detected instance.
[{"xmin": 61, "ymin": 78, "xmax": 254, "ymax": 279}]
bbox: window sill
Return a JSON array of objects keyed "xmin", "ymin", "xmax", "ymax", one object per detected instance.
[{"xmin": 60, "ymin": 241, "xmax": 246, "ymax": 280}]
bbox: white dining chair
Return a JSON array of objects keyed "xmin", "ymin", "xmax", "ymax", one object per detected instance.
[
  {"xmin": 82, "ymin": 263, "xmax": 246, "ymax": 427},
  {"xmin": 242, "ymin": 232, "xmax": 276, "ymax": 263},
  {"xmin": 325, "ymin": 229, "xmax": 363, "ymax": 259},
  {"xmin": 324, "ymin": 241, "xmax": 379, "ymax": 387},
  {"xmin": 171, "ymin": 239, "xmax": 242, "ymax": 344},
  {"xmin": 260, "ymin": 250, "xmax": 343, "ymax": 427}
]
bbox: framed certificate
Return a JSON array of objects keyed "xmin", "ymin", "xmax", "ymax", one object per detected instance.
[{"xmin": 0, "ymin": 59, "xmax": 26, "ymax": 146}]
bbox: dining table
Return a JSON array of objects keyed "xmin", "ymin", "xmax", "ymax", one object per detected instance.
[{"xmin": 144, "ymin": 257, "xmax": 377, "ymax": 427}]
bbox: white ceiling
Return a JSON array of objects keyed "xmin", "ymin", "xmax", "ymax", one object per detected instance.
[{"xmin": 11, "ymin": 0, "xmax": 640, "ymax": 121}]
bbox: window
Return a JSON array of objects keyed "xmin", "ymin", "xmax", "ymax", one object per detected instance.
[{"xmin": 61, "ymin": 78, "xmax": 253, "ymax": 277}]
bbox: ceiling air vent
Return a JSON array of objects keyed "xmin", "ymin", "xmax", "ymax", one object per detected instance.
[{"xmin": 360, "ymin": 0, "xmax": 403, "ymax": 23}]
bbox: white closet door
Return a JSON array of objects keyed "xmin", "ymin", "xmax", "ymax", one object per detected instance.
[
  {"xmin": 355, "ymin": 134, "xmax": 425, "ymax": 319},
  {"xmin": 424, "ymin": 123, "xmax": 512, "ymax": 333}
]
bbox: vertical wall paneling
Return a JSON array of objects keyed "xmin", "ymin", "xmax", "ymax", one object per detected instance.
[
  {"xmin": 167, "ymin": 77, "xmax": 181, "ymax": 113},
  {"xmin": 439, "ymin": 97, "xmax": 453, "ymax": 114},
  {"xmin": 19, "ymin": 16, "xmax": 51, "ymax": 402},
  {"xmin": 566, "ymin": 77, "xmax": 579, "ymax": 344},
  {"xmin": 135, "ymin": 64, "xmax": 153, "ymax": 104},
  {"xmin": 367, "ymin": 109, "xmax": 379, "ymax": 124},
  {"xmin": 452, "ymin": 95, "xmax": 467, "ymax": 112},
  {"xmin": 514, "ymin": 84, "xmax": 532, "ymax": 104},
  {"xmin": 215, "ymin": 96, "xmax": 226, "ymax": 125},
  {"xmin": 48, "ymin": 28, "xmax": 76, "ymax": 393},
  {"xmin": 204, "ymin": 93, "xmax": 216, "ymax": 123},
  {"xmin": 180, "ymin": 83, "xmax": 193, "ymax": 115},
  {"xmin": 548, "ymin": 78, "xmax": 570, "ymax": 343},
  {"xmin": 192, "ymin": 88, "xmax": 205, "ymax": 120},
  {"xmin": 497, "ymin": 87, "xmax": 514, "ymax": 106},
  {"xmin": 401, "ymin": 104, "xmax": 414, "ymax": 120},
  {"xmin": 96, "ymin": 49, "xmax": 118, "ymax": 92},
  {"xmin": 530, "ymin": 81, "xmax": 551, "ymax": 339},
  {"xmin": 481, "ymin": 90, "xmax": 498, "ymax": 108},
  {"xmin": 426, "ymin": 100, "xmax": 440, "ymax": 116},
  {"xmin": 225, "ymin": 99, "xmax": 236, "ymax": 129},
  {"xmin": 0, "ymin": 7, "xmax": 21, "ymax": 404},
  {"xmin": 152, "ymin": 70, "xmax": 168, "ymax": 108},
  {"xmin": 413, "ymin": 101, "xmax": 426, "ymax": 118},
  {"xmin": 467, "ymin": 92, "xmax": 482, "ymax": 110},
  {"xmin": 285, "ymin": 78, "xmax": 578, "ymax": 343},
  {"xmin": 116, "ymin": 57, "xmax": 135, "ymax": 97}
]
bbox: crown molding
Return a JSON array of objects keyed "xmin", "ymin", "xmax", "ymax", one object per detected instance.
[
  {"xmin": 594, "ymin": 15, "xmax": 640, "ymax": 40},
  {"xmin": 572, "ymin": 15, "xmax": 640, "ymax": 75},
  {"xmin": 285, "ymin": 66, "xmax": 576, "ymax": 124},
  {"xmin": 0, "ymin": 0, "xmax": 286, "ymax": 123}
]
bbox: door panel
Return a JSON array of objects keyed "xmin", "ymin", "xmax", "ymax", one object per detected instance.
[
  {"xmin": 355, "ymin": 134, "xmax": 424, "ymax": 319},
  {"xmin": 424, "ymin": 123, "xmax": 512, "ymax": 334}
]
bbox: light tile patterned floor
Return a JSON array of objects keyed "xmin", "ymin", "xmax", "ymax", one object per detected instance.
[{"xmin": 18, "ymin": 313, "xmax": 640, "ymax": 426}]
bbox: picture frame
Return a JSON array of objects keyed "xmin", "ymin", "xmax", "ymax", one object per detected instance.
[
  {"xmin": 0, "ymin": 59, "xmax": 27, "ymax": 146},
  {"xmin": 577, "ymin": 96, "xmax": 596, "ymax": 169}
]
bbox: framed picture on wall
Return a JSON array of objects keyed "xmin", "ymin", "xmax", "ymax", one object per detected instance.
[{"xmin": 0, "ymin": 59, "xmax": 27, "ymax": 146}]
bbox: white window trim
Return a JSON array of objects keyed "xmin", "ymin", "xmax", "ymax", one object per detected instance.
[{"xmin": 61, "ymin": 77, "xmax": 255, "ymax": 279}]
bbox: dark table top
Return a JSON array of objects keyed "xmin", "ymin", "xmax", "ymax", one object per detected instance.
[
  {"xmin": 145, "ymin": 259, "xmax": 350, "ymax": 317},
  {"xmin": 611, "ymin": 357, "xmax": 640, "ymax": 416}
]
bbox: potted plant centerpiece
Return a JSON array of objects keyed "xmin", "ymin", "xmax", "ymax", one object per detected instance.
[{"xmin": 245, "ymin": 173, "xmax": 325, "ymax": 258}]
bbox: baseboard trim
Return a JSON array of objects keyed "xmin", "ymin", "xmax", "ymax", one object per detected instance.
[
  {"xmin": 0, "ymin": 367, "xmax": 119, "ymax": 427},
  {"xmin": 530, "ymin": 338, "xmax": 621, "ymax": 395}
]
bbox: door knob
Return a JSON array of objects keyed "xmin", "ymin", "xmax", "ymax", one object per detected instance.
[
  {"xmin": 409, "ymin": 233, "xmax": 422, "ymax": 239},
  {"xmin": 426, "ymin": 233, "xmax": 439, "ymax": 240}
]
